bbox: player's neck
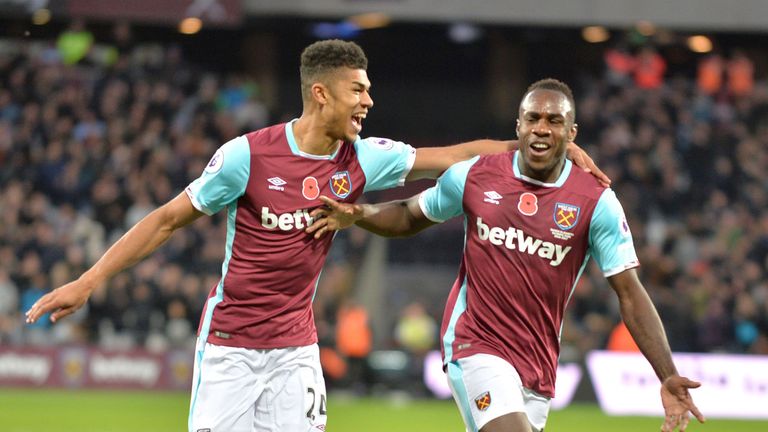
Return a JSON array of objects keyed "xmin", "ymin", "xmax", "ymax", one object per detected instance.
[
  {"xmin": 518, "ymin": 157, "xmax": 566, "ymax": 183},
  {"xmin": 292, "ymin": 117, "xmax": 341, "ymax": 156}
]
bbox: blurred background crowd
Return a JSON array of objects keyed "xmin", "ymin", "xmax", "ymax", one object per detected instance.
[{"xmin": 1, "ymin": 8, "xmax": 767, "ymax": 394}]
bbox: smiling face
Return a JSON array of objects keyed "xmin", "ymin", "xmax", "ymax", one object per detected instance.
[
  {"xmin": 515, "ymin": 88, "xmax": 577, "ymax": 183},
  {"xmin": 320, "ymin": 67, "xmax": 373, "ymax": 143},
  {"xmin": 299, "ymin": 40, "xmax": 371, "ymax": 147}
]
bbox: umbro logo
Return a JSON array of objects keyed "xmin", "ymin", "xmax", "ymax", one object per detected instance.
[
  {"xmin": 268, "ymin": 177, "xmax": 286, "ymax": 191},
  {"xmin": 483, "ymin": 191, "xmax": 502, "ymax": 205}
]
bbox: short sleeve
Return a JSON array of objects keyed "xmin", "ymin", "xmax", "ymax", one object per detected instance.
[
  {"xmin": 354, "ymin": 137, "xmax": 417, "ymax": 192},
  {"xmin": 417, "ymin": 157, "xmax": 477, "ymax": 223},
  {"xmin": 588, "ymin": 189, "xmax": 640, "ymax": 277},
  {"xmin": 185, "ymin": 135, "xmax": 251, "ymax": 215}
]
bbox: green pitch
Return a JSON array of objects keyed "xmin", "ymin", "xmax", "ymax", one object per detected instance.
[{"xmin": 0, "ymin": 388, "xmax": 765, "ymax": 431}]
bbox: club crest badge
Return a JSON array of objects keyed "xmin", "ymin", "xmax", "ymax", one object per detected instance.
[
  {"xmin": 474, "ymin": 391, "xmax": 491, "ymax": 411},
  {"xmin": 329, "ymin": 171, "xmax": 352, "ymax": 199},
  {"xmin": 554, "ymin": 202, "xmax": 580, "ymax": 231}
]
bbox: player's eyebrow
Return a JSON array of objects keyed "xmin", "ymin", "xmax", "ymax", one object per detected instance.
[
  {"xmin": 352, "ymin": 80, "xmax": 370, "ymax": 90},
  {"xmin": 524, "ymin": 111, "xmax": 565, "ymax": 119}
]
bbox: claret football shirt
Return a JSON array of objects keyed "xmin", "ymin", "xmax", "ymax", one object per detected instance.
[
  {"xmin": 419, "ymin": 151, "xmax": 639, "ymax": 397},
  {"xmin": 186, "ymin": 121, "xmax": 415, "ymax": 349}
]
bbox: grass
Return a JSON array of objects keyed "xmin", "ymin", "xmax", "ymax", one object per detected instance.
[
  {"xmin": 0, "ymin": 388, "xmax": 188, "ymax": 432},
  {"xmin": 0, "ymin": 388, "xmax": 766, "ymax": 431}
]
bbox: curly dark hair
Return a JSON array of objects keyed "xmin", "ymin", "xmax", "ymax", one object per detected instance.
[
  {"xmin": 300, "ymin": 39, "xmax": 368, "ymax": 100},
  {"xmin": 524, "ymin": 78, "xmax": 576, "ymax": 120}
]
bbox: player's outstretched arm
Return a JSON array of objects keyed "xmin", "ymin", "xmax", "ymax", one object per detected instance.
[
  {"xmin": 25, "ymin": 192, "xmax": 204, "ymax": 324},
  {"xmin": 607, "ymin": 269, "xmax": 705, "ymax": 431},
  {"xmin": 407, "ymin": 139, "xmax": 610, "ymax": 186},
  {"xmin": 307, "ymin": 195, "xmax": 435, "ymax": 239}
]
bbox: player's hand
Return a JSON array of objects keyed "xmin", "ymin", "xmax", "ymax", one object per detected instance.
[
  {"xmin": 566, "ymin": 141, "xmax": 611, "ymax": 187},
  {"xmin": 660, "ymin": 375, "xmax": 705, "ymax": 431},
  {"xmin": 307, "ymin": 196, "xmax": 365, "ymax": 239},
  {"xmin": 25, "ymin": 279, "xmax": 94, "ymax": 324}
]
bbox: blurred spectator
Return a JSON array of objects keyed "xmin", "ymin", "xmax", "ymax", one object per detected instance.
[
  {"xmin": 604, "ymin": 44, "xmax": 636, "ymax": 88},
  {"xmin": 633, "ymin": 46, "xmax": 666, "ymax": 90},
  {"xmin": 697, "ymin": 53, "xmax": 725, "ymax": 96},
  {"xmin": 394, "ymin": 301, "xmax": 437, "ymax": 356},
  {"xmin": 0, "ymin": 269, "xmax": 20, "ymax": 344},
  {"xmin": 606, "ymin": 321, "xmax": 640, "ymax": 352},
  {"xmin": 392, "ymin": 300, "xmax": 439, "ymax": 395},
  {"xmin": 110, "ymin": 21, "xmax": 134, "ymax": 57},
  {"xmin": 726, "ymin": 49, "xmax": 755, "ymax": 99},
  {"xmin": 19, "ymin": 273, "xmax": 51, "ymax": 345},
  {"xmin": 336, "ymin": 300, "xmax": 373, "ymax": 393},
  {"xmin": 697, "ymin": 297, "xmax": 733, "ymax": 352},
  {"xmin": 163, "ymin": 297, "xmax": 194, "ymax": 349},
  {"xmin": 734, "ymin": 291, "xmax": 761, "ymax": 352},
  {"xmin": 56, "ymin": 19, "xmax": 94, "ymax": 65}
]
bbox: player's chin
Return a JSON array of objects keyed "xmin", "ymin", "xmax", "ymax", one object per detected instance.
[
  {"xmin": 524, "ymin": 156, "xmax": 553, "ymax": 171},
  {"xmin": 344, "ymin": 130, "xmax": 359, "ymax": 142}
]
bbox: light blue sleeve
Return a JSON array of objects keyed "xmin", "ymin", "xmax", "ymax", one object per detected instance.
[
  {"xmin": 354, "ymin": 137, "xmax": 417, "ymax": 192},
  {"xmin": 417, "ymin": 157, "xmax": 477, "ymax": 223},
  {"xmin": 185, "ymin": 135, "xmax": 250, "ymax": 215},
  {"xmin": 588, "ymin": 189, "xmax": 640, "ymax": 276}
]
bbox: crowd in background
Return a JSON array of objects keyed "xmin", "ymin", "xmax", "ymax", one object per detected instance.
[
  {"xmin": 1, "ymin": 27, "xmax": 767, "ymax": 381},
  {"xmin": 0, "ymin": 28, "xmax": 270, "ymax": 351},
  {"xmin": 563, "ymin": 44, "xmax": 768, "ymax": 357}
]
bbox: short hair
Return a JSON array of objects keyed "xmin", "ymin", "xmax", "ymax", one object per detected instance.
[
  {"xmin": 524, "ymin": 78, "xmax": 576, "ymax": 120},
  {"xmin": 300, "ymin": 39, "xmax": 368, "ymax": 100}
]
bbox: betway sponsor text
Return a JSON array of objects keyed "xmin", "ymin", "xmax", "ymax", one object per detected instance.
[{"xmin": 476, "ymin": 217, "xmax": 572, "ymax": 266}]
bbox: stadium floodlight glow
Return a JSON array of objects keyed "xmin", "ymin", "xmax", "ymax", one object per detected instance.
[
  {"xmin": 179, "ymin": 17, "xmax": 203, "ymax": 35},
  {"xmin": 654, "ymin": 29, "xmax": 675, "ymax": 45},
  {"xmin": 347, "ymin": 12, "xmax": 391, "ymax": 30},
  {"xmin": 687, "ymin": 35, "xmax": 713, "ymax": 53},
  {"xmin": 448, "ymin": 23, "xmax": 482, "ymax": 44},
  {"xmin": 635, "ymin": 20, "xmax": 656, "ymax": 36},
  {"xmin": 311, "ymin": 21, "xmax": 360, "ymax": 39},
  {"xmin": 32, "ymin": 8, "xmax": 51, "ymax": 25},
  {"xmin": 581, "ymin": 26, "xmax": 609, "ymax": 43}
]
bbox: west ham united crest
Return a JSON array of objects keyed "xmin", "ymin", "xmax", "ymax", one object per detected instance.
[
  {"xmin": 474, "ymin": 391, "xmax": 492, "ymax": 411},
  {"xmin": 554, "ymin": 202, "xmax": 580, "ymax": 231},
  {"xmin": 329, "ymin": 171, "xmax": 352, "ymax": 199}
]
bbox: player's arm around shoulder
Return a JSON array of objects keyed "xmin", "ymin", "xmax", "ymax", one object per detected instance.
[
  {"xmin": 407, "ymin": 139, "xmax": 515, "ymax": 181},
  {"xmin": 407, "ymin": 139, "xmax": 610, "ymax": 185},
  {"xmin": 26, "ymin": 193, "xmax": 204, "ymax": 324}
]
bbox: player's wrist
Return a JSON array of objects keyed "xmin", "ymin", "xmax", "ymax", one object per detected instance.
[
  {"xmin": 660, "ymin": 372, "xmax": 681, "ymax": 385},
  {"xmin": 77, "ymin": 272, "xmax": 104, "ymax": 294},
  {"xmin": 354, "ymin": 204, "xmax": 371, "ymax": 222}
]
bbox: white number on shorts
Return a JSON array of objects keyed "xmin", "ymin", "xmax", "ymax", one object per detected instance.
[{"xmin": 306, "ymin": 387, "xmax": 327, "ymax": 420}]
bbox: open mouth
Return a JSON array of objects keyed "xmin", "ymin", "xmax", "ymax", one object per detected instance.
[
  {"xmin": 529, "ymin": 142, "xmax": 551, "ymax": 157},
  {"xmin": 351, "ymin": 113, "xmax": 365, "ymax": 132}
]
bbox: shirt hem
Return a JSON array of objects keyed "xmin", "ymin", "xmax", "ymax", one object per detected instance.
[{"xmin": 204, "ymin": 334, "xmax": 319, "ymax": 350}]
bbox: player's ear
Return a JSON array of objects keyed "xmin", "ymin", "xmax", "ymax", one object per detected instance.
[
  {"xmin": 569, "ymin": 122, "xmax": 578, "ymax": 142},
  {"xmin": 311, "ymin": 82, "xmax": 329, "ymax": 105},
  {"xmin": 515, "ymin": 119, "xmax": 520, "ymax": 138}
]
